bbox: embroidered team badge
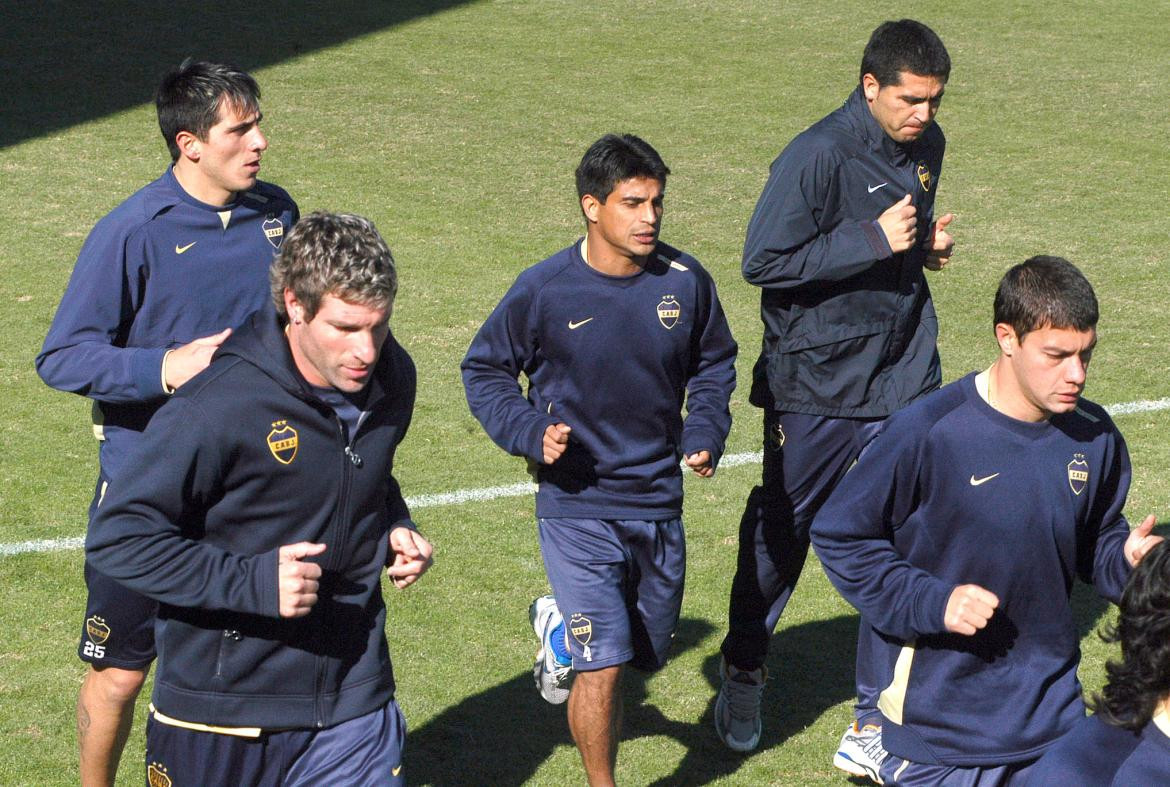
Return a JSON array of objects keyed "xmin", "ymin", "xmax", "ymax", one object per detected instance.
[
  {"xmin": 657, "ymin": 295, "xmax": 680, "ymax": 329},
  {"xmin": 262, "ymin": 215, "xmax": 285, "ymax": 249},
  {"xmin": 569, "ymin": 612, "xmax": 594, "ymax": 662},
  {"xmin": 85, "ymin": 615, "xmax": 111, "ymax": 645},
  {"xmin": 148, "ymin": 762, "xmax": 172, "ymax": 787},
  {"xmin": 917, "ymin": 162, "xmax": 933, "ymax": 192},
  {"xmin": 267, "ymin": 420, "xmax": 298, "ymax": 465},
  {"xmin": 1068, "ymin": 453, "xmax": 1089, "ymax": 495}
]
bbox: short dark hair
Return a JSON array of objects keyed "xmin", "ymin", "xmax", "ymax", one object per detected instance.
[
  {"xmin": 575, "ymin": 134, "xmax": 670, "ymax": 205},
  {"xmin": 1090, "ymin": 541, "xmax": 1170, "ymax": 731},
  {"xmin": 156, "ymin": 60, "xmax": 261, "ymax": 162},
  {"xmin": 270, "ymin": 212, "xmax": 398, "ymax": 323},
  {"xmin": 993, "ymin": 256, "xmax": 1099, "ymax": 341},
  {"xmin": 860, "ymin": 19, "xmax": 951, "ymax": 87}
]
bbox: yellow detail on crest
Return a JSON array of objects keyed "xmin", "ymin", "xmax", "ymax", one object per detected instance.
[
  {"xmin": 657, "ymin": 295, "xmax": 681, "ymax": 329},
  {"xmin": 86, "ymin": 616, "xmax": 111, "ymax": 644},
  {"xmin": 568, "ymin": 613, "xmax": 593, "ymax": 646},
  {"xmin": 917, "ymin": 163, "xmax": 933, "ymax": 192},
  {"xmin": 1068, "ymin": 453, "xmax": 1089, "ymax": 496},
  {"xmin": 263, "ymin": 217, "xmax": 285, "ymax": 249},
  {"xmin": 267, "ymin": 420, "xmax": 299, "ymax": 465},
  {"xmin": 148, "ymin": 762, "xmax": 172, "ymax": 787}
]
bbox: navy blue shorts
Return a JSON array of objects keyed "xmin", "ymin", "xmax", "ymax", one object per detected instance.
[
  {"xmin": 879, "ymin": 753, "xmax": 1038, "ymax": 786},
  {"xmin": 80, "ymin": 478, "xmax": 157, "ymax": 669},
  {"xmin": 145, "ymin": 701, "xmax": 406, "ymax": 786},
  {"xmin": 538, "ymin": 517, "xmax": 685, "ymax": 672}
]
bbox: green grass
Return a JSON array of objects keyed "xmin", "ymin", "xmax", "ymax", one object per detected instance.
[{"xmin": 2, "ymin": 1, "xmax": 1169, "ymax": 783}]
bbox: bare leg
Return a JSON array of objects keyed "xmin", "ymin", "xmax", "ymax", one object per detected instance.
[
  {"xmin": 78, "ymin": 665, "xmax": 148, "ymax": 787},
  {"xmin": 567, "ymin": 665, "xmax": 623, "ymax": 787}
]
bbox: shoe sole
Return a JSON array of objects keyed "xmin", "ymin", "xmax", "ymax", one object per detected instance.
[{"xmin": 832, "ymin": 751, "xmax": 881, "ymax": 784}]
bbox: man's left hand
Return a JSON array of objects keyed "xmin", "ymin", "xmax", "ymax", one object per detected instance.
[
  {"xmin": 924, "ymin": 213, "xmax": 955, "ymax": 271},
  {"xmin": 685, "ymin": 451, "xmax": 714, "ymax": 478},
  {"xmin": 1125, "ymin": 514, "xmax": 1162, "ymax": 567},
  {"xmin": 387, "ymin": 526, "xmax": 434, "ymax": 589}
]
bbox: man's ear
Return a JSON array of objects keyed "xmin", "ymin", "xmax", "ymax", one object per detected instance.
[
  {"xmin": 994, "ymin": 323, "xmax": 1017, "ymax": 356},
  {"xmin": 176, "ymin": 129, "xmax": 201, "ymax": 162},
  {"xmin": 581, "ymin": 193, "xmax": 600, "ymax": 224}
]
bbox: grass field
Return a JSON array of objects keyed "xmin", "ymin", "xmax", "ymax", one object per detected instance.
[{"xmin": 2, "ymin": 1, "xmax": 1169, "ymax": 784}]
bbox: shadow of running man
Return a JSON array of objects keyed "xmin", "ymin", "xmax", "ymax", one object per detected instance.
[{"xmin": 406, "ymin": 612, "xmax": 868, "ymax": 785}]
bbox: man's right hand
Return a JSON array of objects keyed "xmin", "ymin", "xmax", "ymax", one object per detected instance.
[
  {"xmin": 164, "ymin": 328, "xmax": 232, "ymax": 391},
  {"xmin": 877, "ymin": 193, "xmax": 917, "ymax": 253},
  {"xmin": 944, "ymin": 583, "xmax": 999, "ymax": 636},
  {"xmin": 542, "ymin": 423, "xmax": 571, "ymax": 464},
  {"xmin": 277, "ymin": 542, "xmax": 326, "ymax": 618}
]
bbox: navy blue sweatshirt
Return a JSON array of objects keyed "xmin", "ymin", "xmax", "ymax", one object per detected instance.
[
  {"xmin": 811, "ymin": 373, "xmax": 1133, "ymax": 765},
  {"xmin": 743, "ymin": 86, "xmax": 944, "ymax": 417},
  {"xmin": 86, "ymin": 308, "xmax": 415, "ymax": 730},
  {"xmin": 461, "ymin": 240, "xmax": 736, "ymax": 519},
  {"xmin": 36, "ymin": 168, "xmax": 297, "ymax": 482}
]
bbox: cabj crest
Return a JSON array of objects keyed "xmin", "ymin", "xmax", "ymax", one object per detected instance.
[
  {"xmin": 657, "ymin": 296, "xmax": 680, "ymax": 330},
  {"xmin": 917, "ymin": 162, "xmax": 933, "ymax": 192},
  {"xmin": 1068, "ymin": 453, "xmax": 1089, "ymax": 495},
  {"xmin": 267, "ymin": 420, "xmax": 298, "ymax": 465}
]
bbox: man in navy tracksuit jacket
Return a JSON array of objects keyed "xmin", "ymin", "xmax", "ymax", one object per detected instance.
[
  {"xmin": 86, "ymin": 213, "xmax": 432, "ymax": 785},
  {"xmin": 811, "ymin": 257, "xmax": 1161, "ymax": 784},
  {"xmin": 35, "ymin": 61, "xmax": 297, "ymax": 785},
  {"xmin": 714, "ymin": 20, "xmax": 956, "ymax": 769},
  {"xmin": 462, "ymin": 134, "xmax": 736, "ymax": 786}
]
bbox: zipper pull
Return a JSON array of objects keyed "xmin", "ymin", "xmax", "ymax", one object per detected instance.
[{"xmin": 345, "ymin": 446, "xmax": 363, "ymax": 467}]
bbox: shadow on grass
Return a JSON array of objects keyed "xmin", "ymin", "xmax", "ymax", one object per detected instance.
[
  {"xmin": 0, "ymin": 0, "xmax": 475, "ymax": 149},
  {"xmin": 408, "ymin": 613, "xmax": 862, "ymax": 785}
]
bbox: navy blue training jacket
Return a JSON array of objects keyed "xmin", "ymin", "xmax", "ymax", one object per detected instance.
[
  {"xmin": 86, "ymin": 307, "xmax": 416, "ymax": 730},
  {"xmin": 744, "ymin": 86, "xmax": 945, "ymax": 417}
]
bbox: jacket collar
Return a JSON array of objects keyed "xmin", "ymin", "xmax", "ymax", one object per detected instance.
[{"xmin": 844, "ymin": 85, "xmax": 913, "ymax": 165}]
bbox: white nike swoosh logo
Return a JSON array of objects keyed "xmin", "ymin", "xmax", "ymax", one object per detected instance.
[
  {"xmin": 969, "ymin": 473, "xmax": 1000, "ymax": 486},
  {"xmin": 867, "ymin": 183, "xmax": 888, "ymax": 194},
  {"xmin": 392, "ymin": 765, "xmax": 402, "ymax": 776},
  {"xmin": 175, "ymin": 242, "xmax": 197, "ymax": 254},
  {"xmin": 568, "ymin": 318, "xmax": 593, "ymax": 330}
]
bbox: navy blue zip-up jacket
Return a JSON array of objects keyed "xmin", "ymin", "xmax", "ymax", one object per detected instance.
[
  {"xmin": 462, "ymin": 240, "xmax": 736, "ymax": 519},
  {"xmin": 36, "ymin": 168, "xmax": 298, "ymax": 484},
  {"xmin": 86, "ymin": 307, "xmax": 416, "ymax": 730},
  {"xmin": 744, "ymin": 86, "xmax": 945, "ymax": 417}
]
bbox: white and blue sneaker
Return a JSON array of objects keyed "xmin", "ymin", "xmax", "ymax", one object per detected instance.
[
  {"xmin": 529, "ymin": 595, "xmax": 573, "ymax": 705},
  {"xmin": 833, "ymin": 719, "xmax": 887, "ymax": 784}
]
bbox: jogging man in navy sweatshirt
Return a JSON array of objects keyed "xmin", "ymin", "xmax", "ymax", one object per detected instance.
[
  {"xmin": 86, "ymin": 212, "xmax": 432, "ymax": 785},
  {"xmin": 462, "ymin": 134, "xmax": 736, "ymax": 786},
  {"xmin": 714, "ymin": 20, "xmax": 956, "ymax": 774},
  {"xmin": 36, "ymin": 61, "xmax": 297, "ymax": 787},
  {"xmin": 811, "ymin": 256, "xmax": 1160, "ymax": 784}
]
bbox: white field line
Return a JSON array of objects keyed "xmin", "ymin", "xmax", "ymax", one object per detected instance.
[{"xmin": 4, "ymin": 397, "xmax": 1167, "ymax": 558}]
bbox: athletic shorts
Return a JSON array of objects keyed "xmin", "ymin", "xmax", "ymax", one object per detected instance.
[
  {"xmin": 79, "ymin": 477, "xmax": 157, "ymax": 669},
  {"xmin": 145, "ymin": 701, "xmax": 406, "ymax": 786},
  {"xmin": 879, "ymin": 753, "xmax": 1038, "ymax": 786},
  {"xmin": 538, "ymin": 517, "xmax": 685, "ymax": 673}
]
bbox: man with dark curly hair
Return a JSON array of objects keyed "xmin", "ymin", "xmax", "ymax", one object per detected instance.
[{"xmin": 1027, "ymin": 541, "xmax": 1170, "ymax": 784}]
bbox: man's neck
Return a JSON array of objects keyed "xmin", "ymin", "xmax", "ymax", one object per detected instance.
[
  {"xmin": 581, "ymin": 234, "xmax": 645, "ymax": 277},
  {"xmin": 172, "ymin": 163, "xmax": 235, "ymax": 207},
  {"xmin": 984, "ymin": 359, "xmax": 1049, "ymax": 423}
]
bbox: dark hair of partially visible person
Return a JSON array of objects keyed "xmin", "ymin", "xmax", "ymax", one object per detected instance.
[{"xmin": 1091, "ymin": 540, "xmax": 1170, "ymax": 731}]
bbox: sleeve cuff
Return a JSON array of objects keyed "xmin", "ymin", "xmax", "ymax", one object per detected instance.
[{"xmin": 131, "ymin": 347, "xmax": 172, "ymax": 400}]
